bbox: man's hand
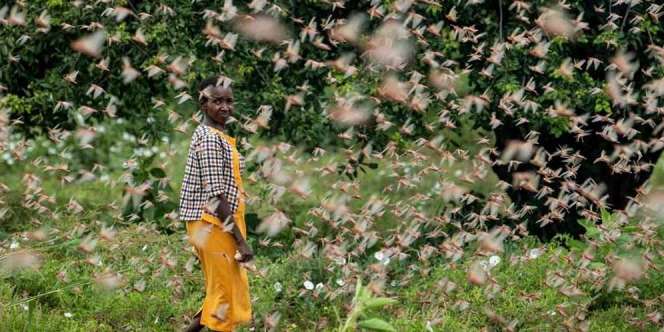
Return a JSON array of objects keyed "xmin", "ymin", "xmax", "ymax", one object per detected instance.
[
  {"xmin": 213, "ymin": 193, "xmax": 254, "ymax": 263},
  {"xmin": 234, "ymin": 240, "xmax": 254, "ymax": 263}
]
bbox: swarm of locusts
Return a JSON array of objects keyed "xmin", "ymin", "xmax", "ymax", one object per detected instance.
[{"xmin": 1, "ymin": 0, "xmax": 664, "ymax": 330}]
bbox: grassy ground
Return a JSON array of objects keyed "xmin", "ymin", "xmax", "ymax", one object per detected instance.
[
  {"xmin": 2, "ymin": 221, "xmax": 661, "ymax": 331},
  {"xmin": 1, "ymin": 127, "xmax": 664, "ymax": 331}
]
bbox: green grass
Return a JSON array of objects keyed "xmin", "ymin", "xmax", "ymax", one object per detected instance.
[{"xmin": 2, "ymin": 217, "xmax": 663, "ymax": 331}]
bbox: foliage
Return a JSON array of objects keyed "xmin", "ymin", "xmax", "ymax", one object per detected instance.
[
  {"xmin": 120, "ymin": 152, "xmax": 177, "ymax": 231},
  {"xmin": 2, "ymin": 1, "xmax": 658, "ymax": 149},
  {"xmin": 338, "ymin": 277, "xmax": 397, "ymax": 332}
]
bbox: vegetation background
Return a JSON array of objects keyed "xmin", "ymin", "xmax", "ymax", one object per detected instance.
[{"xmin": 2, "ymin": 0, "xmax": 664, "ymax": 331}]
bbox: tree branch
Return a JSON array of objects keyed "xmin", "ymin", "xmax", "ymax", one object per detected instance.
[{"xmin": 498, "ymin": 0, "xmax": 504, "ymax": 41}]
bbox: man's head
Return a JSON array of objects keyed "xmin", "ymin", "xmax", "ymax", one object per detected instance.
[{"xmin": 198, "ymin": 76, "xmax": 234, "ymax": 126}]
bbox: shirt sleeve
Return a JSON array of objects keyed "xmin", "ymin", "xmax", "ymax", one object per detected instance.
[{"xmin": 195, "ymin": 134, "xmax": 229, "ymax": 199}]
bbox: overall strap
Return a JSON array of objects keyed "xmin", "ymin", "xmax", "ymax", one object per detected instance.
[{"xmin": 207, "ymin": 125, "xmax": 236, "ymax": 146}]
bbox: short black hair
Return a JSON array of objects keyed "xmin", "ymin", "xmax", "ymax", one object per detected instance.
[
  {"xmin": 198, "ymin": 76, "xmax": 220, "ymax": 104},
  {"xmin": 198, "ymin": 76, "xmax": 220, "ymax": 94}
]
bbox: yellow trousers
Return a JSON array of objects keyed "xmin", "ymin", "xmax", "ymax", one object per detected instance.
[{"xmin": 186, "ymin": 211, "xmax": 251, "ymax": 331}]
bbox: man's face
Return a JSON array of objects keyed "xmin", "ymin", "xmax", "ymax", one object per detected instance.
[{"xmin": 202, "ymin": 85, "xmax": 234, "ymax": 125}]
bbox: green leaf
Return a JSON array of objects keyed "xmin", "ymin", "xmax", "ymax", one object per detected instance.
[
  {"xmin": 357, "ymin": 318, "xmax": 396, "ymax": 332},
  {"xmin": 358, "ymin": 286, "xmax": 371, "ymax": 301},
  {"xmin": 579, "ymin": 219, "xmax": 600, "ymax": 239},
  {"xmin": 566, "ymin": 238, "xmax": 586, "ymax": 252},
  {"xmin": 140, "ymin": 154, "xmax": 157, "ymax": 168},
  {"xmin": 364, "ymin": 297, "xmax": 398, "ymax": 309},
  {"xmin": 589, "ymin": 262, "xmax": 606, "ymax": 270},
  {"xmin": 149, "ymin": 167, "xmax": 167, "ymax": 178},
  {"xmin": 600, "ymin": 208, "xmax": 613, "ymax": 225}
]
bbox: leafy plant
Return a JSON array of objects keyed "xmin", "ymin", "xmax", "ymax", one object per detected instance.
[
  {"xmin": 336, "ymin": 278, "xmax": 397, "ymax": 332},
  {"xmin": 121, "ymin": 153, "xmax": 176, "ymax": 231}
]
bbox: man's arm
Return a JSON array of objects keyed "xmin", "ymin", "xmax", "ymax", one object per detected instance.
[{"xmin": 213, "ymin": 192, "xmax": 254, "ymax": 263}]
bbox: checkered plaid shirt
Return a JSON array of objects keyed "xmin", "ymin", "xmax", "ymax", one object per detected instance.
[{"xmin": 178, "ymin": 124, "xmax": 245, "ymax": 221}]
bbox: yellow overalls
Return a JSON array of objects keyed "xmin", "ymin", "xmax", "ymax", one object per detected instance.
[{"xmin": 186, "ymin": 128, "xmax": 251, "ymax": 331}]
